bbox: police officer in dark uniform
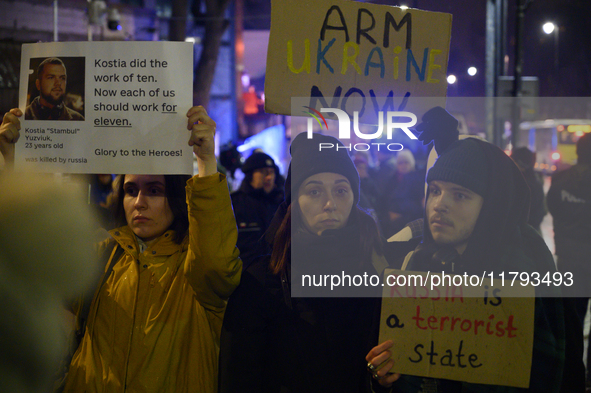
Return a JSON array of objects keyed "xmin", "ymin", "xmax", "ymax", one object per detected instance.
[{"xmin": 231, "ymin": 152, "xmax": 284, "ymax": 268}]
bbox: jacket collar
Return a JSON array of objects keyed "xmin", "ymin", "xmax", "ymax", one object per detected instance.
[{"xmin": 109, "ymin": 226, "xmax": 187, "ymax": 258}]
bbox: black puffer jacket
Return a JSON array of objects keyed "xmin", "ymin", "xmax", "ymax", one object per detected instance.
[{"xmin": 219, "ymin": 222, "xmax": 382, "ymax": 393}]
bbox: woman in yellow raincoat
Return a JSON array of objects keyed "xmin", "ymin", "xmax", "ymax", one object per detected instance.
[{"xmin": 62, "ymin": 106, "xmax": 241, "ymax": 392}]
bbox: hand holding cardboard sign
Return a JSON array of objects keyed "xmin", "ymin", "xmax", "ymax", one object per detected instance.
[
  {"xmin": 365, "ymin": 340, "xmax": 401, "ymax": 388},
  {"xmin": 0, "ymin": 108, "xmax": 22, "ymax": 169},
  {"xmin": 186, "ymin": 105, "xmax": 217, "ymax": 177}
]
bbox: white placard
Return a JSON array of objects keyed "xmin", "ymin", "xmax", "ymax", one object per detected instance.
[{"xmin": 16, "ymin": 41, "xmax": 194, "ymax": 174}]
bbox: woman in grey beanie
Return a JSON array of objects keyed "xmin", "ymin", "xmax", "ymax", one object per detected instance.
[{"xmin": 220, "ymin": 132, "xmax": 388, "ymax": 392}]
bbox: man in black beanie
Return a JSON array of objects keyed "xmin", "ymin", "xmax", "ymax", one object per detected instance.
[
  {"xmin": 368, "ymin": 136, "xmax": 585, "ymax": 392},
  {"xmin": 231, "ymin": 152, "xmax": 284, "ymax": 268},
  {"xmin": 547, "ymin": 132, "xmax": 591, "ymax": 386}
]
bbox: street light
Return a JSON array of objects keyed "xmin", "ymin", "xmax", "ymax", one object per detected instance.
[
  {"xmin": 542, "ymin": 21, "xmax": 559, "ymax": 70},
  {"xmin": 542, "ymin": 22, "xmax": 555, "ymax": 34}
]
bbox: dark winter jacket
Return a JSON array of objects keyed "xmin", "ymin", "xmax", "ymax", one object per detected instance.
[
  {"xmin": 398, "ymin": 226, "xmax": 583, "ymax": 393},
  {"xmin": 219, "ymin": 218, "xmax": 385, "ymax": 393},
  {"xmin": 547, "ymin": 163, "xmax": 591, "ymax": 299},
  {"xmin": 547, "ymin": 163, "xmax": 591, "ymax": 260},
  {"xmin": 521, "ymin": 169, "xmax": 547, "ymax": 232},
  {"xmin": 230, "ymin": 182, "xmax": 284, "ymax": 268}
]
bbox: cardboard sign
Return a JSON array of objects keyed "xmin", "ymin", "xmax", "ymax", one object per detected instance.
[
  {"xmin": 379, "ymin": 270, "xmax": 535, "ymax": 388},
  {"xmin": 265, "ymin": 0, "xmax": 452, "ymax": 122},
  {"xmin": 16, "ymin": 41, "xmax": 193, "ymax": 174}
]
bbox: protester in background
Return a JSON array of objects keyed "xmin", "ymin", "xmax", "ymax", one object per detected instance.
[
  {"xmin": 219, "ymin": 143, "xmax": 243, "ymax": 192},
  {"xmin": 220, "ymin": 132, "xmax": 388, "ymax": 393},
  {"xmin": 373, "ymin": 148, "xmax": 397, "ymax": 187},
  {"xmin": 0, "ymin": 106, "xmax": 242, "ymax": 393},
  {"xmin": 382, "ymin": 150, "xmax": 425, "ymax": 238},
  {"xmin": 547, "ymin": 132, "xmax": 591, "ymax": 388},
  {"xmin": 89, "ymin": 174, "xmax": 113, "ymax": 207},
  {"xmin": 511, "ymin": 147, "xmax": 547, "ymax": 233},
  {"xmin": 231, "ymin": 151, "xmax": 284, "ymax": 268},
  {"xmin": 353, "ymin": 150, "xmax": 380, "ymax": 220},
  {"xmin": 372, "ymin": 149, "xmax": 397, "ymax": 223},
  {"xmin": 393, "ymin": 150, "xmax": 415, "ymax": 178},
  {"xmin": 25, "ymin": 58, "xmax": 84, "ymax": 121},
  {"xmin": 89, "ymin": 174, "xmax": 115, "ymax": 229},
  {"xmin": 243, "ymin": 86, "xmax": 262, "ymax": 116},
  {"xmin": 367, "ymin": 117, "xmax": 584, "ymax": 392}
]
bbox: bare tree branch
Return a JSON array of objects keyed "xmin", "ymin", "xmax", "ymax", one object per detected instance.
[
  {"xmin": 192, "ymin": 0, "xmax": 232, "ymax": 107},
  {"xmin": 169, "ymin": 0, "xmax": 189, "ymax": 41}
]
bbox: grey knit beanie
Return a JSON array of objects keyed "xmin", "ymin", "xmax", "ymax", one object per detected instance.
[{"xmin": 285, "ymin": 132, "xmax": 360, "ymax": 205}]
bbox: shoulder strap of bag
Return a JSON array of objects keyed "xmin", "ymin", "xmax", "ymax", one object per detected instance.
[{"xmin": 400, "ymin": 251, "xmax": 414, "ymax": 271}]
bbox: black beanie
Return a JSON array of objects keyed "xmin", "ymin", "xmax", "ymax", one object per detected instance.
[
  {"xmin": 241, "ymin": 152, "xmax": 276, "ymax": 173},
  {"xmin": 426, "ymin": 138, "xmax": 488, "ymax": 197},
  {"xmin": 285, "ymin": 132, "xmax": 360, "ymax": 205}
]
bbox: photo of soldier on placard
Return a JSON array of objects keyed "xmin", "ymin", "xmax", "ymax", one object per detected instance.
[{"xmin": 25, "ymin": 57, "xmax": 85, "ymax": 121}]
